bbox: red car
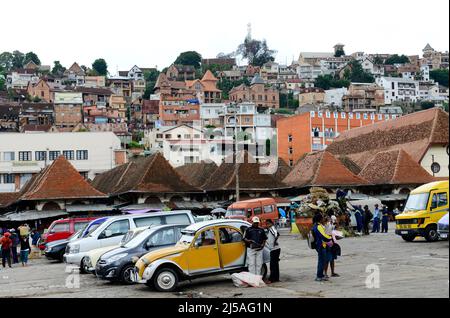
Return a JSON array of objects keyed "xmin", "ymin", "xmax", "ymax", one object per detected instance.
[{"xmin": 39, "ymin": 217, "xmax": 98, "ymax": 250}]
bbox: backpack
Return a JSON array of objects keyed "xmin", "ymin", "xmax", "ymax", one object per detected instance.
[{"xmin": 307, "ymin": 228, "xmax": 317, "ymax": 250}]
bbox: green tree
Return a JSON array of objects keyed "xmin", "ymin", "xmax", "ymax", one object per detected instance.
[
  {"xmin": 334, "ymin": 49, "xmax": 345, "ymax": 57},
  {"xmin": 174, "ymin": 51, "xmax": 202, "ymax": 69},
  {"xmin": 201, "ymin": 63, "xmax": 232, "ymax": 76},
  {"xmin": 237, "ymin": 38, "xmax": 276, "ymax": 67},
  {"xmin": 24, "ymin": 52, "xmax": 41, "ymax": 65},
  {"xmin": 12, "ymin": 50, "xmax": 25, "ymax": 69},
  {"xmin": 0, "ymin": 52, "xmax": 14, "ymax": 71},
  {"xmin": 143, "ymin": 81, "xmax": 157, "ymax": 99},
  {"xmin": 144, "ymin": 69, "xmax": 160, "ymax": 82},
  {"xmin": 217, "ymin": 77, "xmax": 250, "ymax": 99},
  {"xmin": 344, "ymin": 60, "xmax": 375, "ymax": 83},
  {"xmin": 420, "ymin": 101, "xmax": 436, "ymax": 110},
  {"xmin": 385, "ymin": 54, "xmax": 410, "ymax": 65},
  {"xmin": 0, "ymin": 75, "xmax": 5, "ymax": 91},
  {"xmin": 430, "ymin": 69, "xmax": 449, "ymax": 87},
  {"xmin": 315, "ymin": 74, "xmax": 350, "ymax": 89},
  {"xmin": 92, "ymin": 58, "xmax": 108, "ymax": 76},
  {"xmin": 51, "ymin": 61, "xmax": 66, "ymax": 76}
]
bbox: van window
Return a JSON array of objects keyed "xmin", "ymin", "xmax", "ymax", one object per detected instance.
[
  {"xmin": 165, "ymin": 214, "xmax": 190, "ymax": 225},
  {"xmin": 263, "ymin": 205, "xmax": 274, "ymax": 214},
  {"xmin": 253, "ymin": 207, "xmax": 262, "ymax": 215},
  {"xmin": 74, "ymin": 222, "xmax": 89, "ymax": 232},
  {"xmin": 431, "ymin": 193, "xmax": 448, "ymax": 209},
  {"xmin": 50, "ymin": 223, "xmax": 70, "ymax": 233},
  {"xmin": 100, "ymin": 220, "xmax": 130, "ymax": 239},
  {"xmin": 219, "ymin": 227, "xmax": 243, "ymax": 244},
  {"xmin": 195, "ymin": 229, "xmax": 216, "ymax": 247},
  {"xmin": 134, "ymin": 216, "xmax": 163, "ymax": 228}
]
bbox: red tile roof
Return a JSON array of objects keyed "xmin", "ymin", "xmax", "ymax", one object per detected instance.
[
  {"xmin": 0, "ymin": 192, "xmax": 20, "ymax": 208},
  {"xmin": 327, "ymin": 108, "xmax": 449, "ymax": 169},
  {"xmin": 283, "ymin": 151, "xmax": 368, "ymax": 188},
  {"xmin": 175, "ymin": 161, "xmax": 219, "ymax": 188},
  {"xmin": 20, "ymin": 156, "xmax": 107, "ymax": 201},
  {"xmin": 92, "ymin": 153, "xmax": 201, "ymax": 195},
  {"xmin": 358, "ymin": 149, "xmax": 437, "ymax": 185}
]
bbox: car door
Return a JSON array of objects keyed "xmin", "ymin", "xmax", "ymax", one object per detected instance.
[
  {"xmin": 186, "ymin": 227, "xmax": 220, "ymax": 275},
  {"xmin": 217, "ymin": 226, "xmax": 246, "ymax": 269},
  {"xmin": 98, "ymin": 219, "xmax": 130, "ymax": 247},
  {"xmin": 429, "ymin": 191, "xmax": 449, "ymax": 221},
  {"xmin": 145, "ymin": 227, "xmax": 178, "ymax": 251}
]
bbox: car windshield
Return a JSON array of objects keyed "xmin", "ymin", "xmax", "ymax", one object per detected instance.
[
  {"xmin": 68, "ymin": 230, "xmax": 83, "ymax": 241},
  {"xmin": 178, "ymin": 231, "xmax": 195, "ymax": 245},
  {"xmin": 85, "ymin": 223, "xmax": 102, "ymax": 237},
  {"xmin": 404, "ymin": 193, "xmax": 429, "ymax": 211},
  {"xmin": 120, "ymin": 227, "xmax": 149, "ymax": 247},
  {"xmin": 122, "ymin": 229, "xmax": 152, "ymax": 248},
  {"xmin": 226, "ymin": 209, "xmax": 245, "ymax": 217}
]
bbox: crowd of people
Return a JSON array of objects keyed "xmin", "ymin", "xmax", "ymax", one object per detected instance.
[
  {"xmin": 0, "ymin": 223, "xmax": 40, "ymax": 269},
  {"xmin": 352, "ymin": 204, "xmax": 394, "ymax": 235}
]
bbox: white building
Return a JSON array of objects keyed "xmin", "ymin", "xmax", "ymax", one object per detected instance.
[
  {"xmin": 376, "ymin": 77, "xmax": 420, "ymax": 104},
  {"xmin": 324, "ymin": 87, "xmax": 348, "ymax": 108},
  {"xmin": 0, "ymin": 132, "xmax": 125, "ymax": 192},
  {"xmin": 6, "ymin": 70, "xmax": 39, "ymax": 89},
  {"xmin": 200, "ymin": 103, "xmax": 226, "ymax": 128},
  {"xmin": 361, "ymin": 57, "xmax": 385, "ymax": 78},
  {"xmin": 320, "ymin": 57, "xmax": 351, "ymax": 76}
]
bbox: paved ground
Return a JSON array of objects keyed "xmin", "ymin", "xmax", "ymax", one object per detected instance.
[{"xmin": 0, "ymin": 223, "xmax": 448, "ymax": 298}]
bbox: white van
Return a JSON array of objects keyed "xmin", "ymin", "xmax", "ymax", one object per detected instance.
[{"xmin": 64, "ymin": 211, "xmax": 195, "ymax": 268}]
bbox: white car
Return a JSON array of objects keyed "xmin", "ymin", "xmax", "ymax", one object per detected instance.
[{"xmin": 64, "ymin": 211, "xmax": 195, "ymax": 269}]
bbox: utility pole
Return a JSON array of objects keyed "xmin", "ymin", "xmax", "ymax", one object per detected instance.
[{"xmin": 234, "ymin": 102, "xmax": 240, "ymax": 202}]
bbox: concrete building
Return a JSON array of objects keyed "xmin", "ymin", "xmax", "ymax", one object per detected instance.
[
  {"xmin": 0, "ymin": 132, "xmax": 125, "ymax": 192},
  {"xmin": 229, "ymin": 74, "xmax": 279, "ymax": 109},
  {"xmin": 54, "ymin": 92, "xmax": 83, "ymax": 129},
  {"xmin": 342, "ymin": 83, "xmax": 385, "ymax": 112},
  {"xmin": 324, "ymin": 87, "xmax": 348, "ymax": 108},
  {"xmin": 376, "ymin": 77, "xmax": 420, "ymax": 104}
]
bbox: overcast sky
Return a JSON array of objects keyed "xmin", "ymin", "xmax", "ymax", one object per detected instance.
[{"xmin": 2, "ymin": 0, "xmax": 449, "ymax": 74}]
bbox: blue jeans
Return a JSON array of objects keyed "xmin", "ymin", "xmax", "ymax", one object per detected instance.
[
  {"xmin": 20, "ymin": 250, "xmax": 29, "ymax": 264},
  {"xmin": 372, "ymin": 217, "xmax": 380, "ymax": 232},
  {"xmin": 381, "ymin": 217, "xmax": 389, "ymax": 233},
  {"xmin": 316, "ymin": 246, "xmax": 327, "ymax": 279}
]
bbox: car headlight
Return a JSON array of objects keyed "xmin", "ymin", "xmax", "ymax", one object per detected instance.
[
  {"xmin": 106, "ymin": 253, "xmax": 127, "ymax": 263},
  {"xmin": 70, "ymin": 244, "xmax": 80, "ymax": 254}
]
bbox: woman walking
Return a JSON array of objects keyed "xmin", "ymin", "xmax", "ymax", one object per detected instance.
[
  {"xmin": 312, "ymin": 214, "xmax": 331, "ymax": 282},
  {"xmin": 20, "ymin": 236, "xmax": 31, "ymax": 266}
]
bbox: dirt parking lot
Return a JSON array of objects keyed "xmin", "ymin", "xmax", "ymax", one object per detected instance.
[{"xmin": 0, "ymin": 223, "xmax": 448, "ymax": 298}]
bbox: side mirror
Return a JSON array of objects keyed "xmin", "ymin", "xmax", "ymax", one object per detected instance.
[
  {"xmin": 44, "ymin": 229, "xmax": 49, "ymax": 234},
  {"xmin": 194, "ymin": 241, "xmax": 201, "ymax": 249},
  {"xmin": 145, "ymin": 242, "xmax": 154, "ymax": 250}
]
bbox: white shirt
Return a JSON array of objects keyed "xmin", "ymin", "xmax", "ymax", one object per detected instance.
[{"xmin": 266, "ymin": 226, "xmax": 280, "ymax": 251}]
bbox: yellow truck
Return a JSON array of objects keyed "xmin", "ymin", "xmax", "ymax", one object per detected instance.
[{"xmin": 396, "ymin": 180, "xmax": 449, "ymax": 242}]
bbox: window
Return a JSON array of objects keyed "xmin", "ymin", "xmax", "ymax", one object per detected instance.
[
  {"xmin": 310, "ymin": 111, "xmax": 315, "ymax": 118},
  {"xmin": 195, "ymin": 229, "xmax": 216, "ymax": 246},
  {"xmin": 318, "ymin": 112, "xmax": 323, "ymax": 118},
  {"xmin": 3, "ymin": 152, "xmax": 14, "ymax": 161},
  {"xmin": 35, "ymin": 151, "xmax": 47, "ymax": 161},
  {"xmin": 63, "ymin": 150, "xmax": 74, "ymax": 160},
  {"xmin": 49, "ymin": 151, "xmax": 61, "ymax": 161},
  {"xmin": 349, "ymin": 113, "xmax": 353, "ymax": 119},
  {"xmin": 356, "ymin": 113, "xmax": 361, "ymax": 119},
  {"xmin": 2, "ymin": 174, "xmax": 14, "ymax": 184},
  {"xmin": 165, "ymin": 134, "xmax": 172, "ymax": 139},
  {"xmin": 50, "ymin": 223, "xmax": 70, "ymax": 233},
  {"xmin": 76, "ymin": 150, "xmax": 88, "ymax": 160},
  {"xmin": 333, "ymin": 112, "xmax": 338, "ymax": 119},
  {"xmin": 156, "ymin": 134, "xmax": 163, "ymax": 139},
  {"xmin": 100, "ymin": 220, "xmax": 130, "ymax": 239},
  {"xmin": 18, "ymin": 151, "xmax": 32, "ymax": 161},
  {"xmin": 134, "ymin": 216, "xmax": 163, "ymax": 228},
  {"xmin": 326, "ymin": 112, "xmax": 331, "ymax": 118},
  {"xmin": 74, "ymin": 222, "xmax": 89, "ymax": 232},
  {"xmin": 253, "ymin": 207, "xmax": 262, "ymax": 215},
  {"xmin": 148, "ymin": 228, "xmax": 177, "ymax": 246},
  {"xmin": 288, "ymin": 147, "xmax": 293, "ymax": 155},
  {"xmin": 341, "ymin": 113, "xmax": 346, "ymax": 119},
  {"xmin": 363, "ymin": 113, "xmax": 368, "ymax": 119},
  {"xmin": 165, "ymin": 214, "xmax": 191, "ymax": 225},
  {"xmin": 431, "ymin": 193, "xmax": 448, "ymax": 209},
  {"xmin": 288, "ymin": 134, "xmax": 293, "ymax": 142},
  {"xmin": 219, "ymin": 227, "xmax": 243, "ymax": 244},
  {"xmin": 184, "ymin": 134, "xmax": 191, "ymax": 139},
  {"xmin": 194, "ymin": 134, "xmax": 200, "ymax": 139},
  {"xmin": 263, "ymin": 205, "xmax": 274, "ymax": 214},
  {"xmin": 289, "ymin": 160, "xmax": 294, "ymax": 167}
]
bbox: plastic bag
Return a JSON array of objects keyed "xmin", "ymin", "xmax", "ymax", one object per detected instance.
[{"xmin": 231, "ymin": 272, "xmax": 266, "ymax": 288}]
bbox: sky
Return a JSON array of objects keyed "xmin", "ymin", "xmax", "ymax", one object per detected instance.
[{"xmin": 1, "ymin": 0, "xmax": 449, "ymax": 74}]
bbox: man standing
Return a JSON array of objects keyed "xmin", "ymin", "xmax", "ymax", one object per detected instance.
[
  {"xmin": 9, "ymin": 229, "xmax": 19, "ymax": 264},
  {"xmin": 244, "ymin": 217, "xmax": 267, "ymax": 276},
  {"xmin": 353, "ymin": 205, "xmax": 364, "ymax": 234},
  {"xmin": 363, "ymin": 205, "xmax": 373, "ymax": 235},
  {"xmin": 381, "ymin": 206, "xmax": 390, "ymax": 233},
  {"xmin": 266, "ymin": 219, "xmax": 280, "ymax": 283},
  {"xmin": 372, "ymin": 204, "xmax": 381, "ymax": 233},
  {"xmin": 0, "ymin": 232, "xmax": 13, "ymax": 268}
]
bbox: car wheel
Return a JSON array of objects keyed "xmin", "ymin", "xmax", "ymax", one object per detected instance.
[
  {"xmin": 425, "ymin": 225, "xmax": 439, "ymax": 242},
  {"xmin": 79, "ymin": 257, "xmax": 89, "ymax": 274},
  {"xmin": 59, "ymin": 251, "xmax": 65, "ymax": 262},
  {"xmin": 401, "ymin": 234, "xmax": 416, "ymax": 242},
  {"xmin": 120, "ymin": 264, "xmax": 135, "ymax": 285},
  {"xmin": 153, "ymin": 268, "xmax": 179, "ymax": 292},
  {"xmin": 261, "ymin": 263, "xmax": 268, "ymax": 280}
]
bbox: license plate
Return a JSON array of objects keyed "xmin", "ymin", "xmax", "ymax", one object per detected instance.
[
  {"xmin": 440, "ymin": 233, "xmax": 448, "ymax": 238},
  {"xmin": 401, "ymin": 231, "xmax": 409, "ymax": 234}
]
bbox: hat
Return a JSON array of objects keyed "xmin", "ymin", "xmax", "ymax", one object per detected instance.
[
  {"xmin": 3, "ymin": 232, "xmax": 11, "ymax": 237},
  {"xmin": 251, "ymin": 216, "xmax": 260, "ymax": 223}
]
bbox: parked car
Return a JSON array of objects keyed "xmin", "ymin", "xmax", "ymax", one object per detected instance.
[
  {"xmin": 437, "ymin": 213, "xmax": 449, "ymax": 240},
  {"xmin": 39, "ymin": 217, "xmax": 99, "ymax": 250},
  {"xmin": 132, "ymin": 219, "xmax": 270, "ymax": 292},
  {"xmin": 95, "ymin": 224, "xmax": 188, "ymax": 284},
  {"xmin": 396, "ymin": 181, "xmax": 449, "ymax": 242},
  {"xmin": 45, "ymin": 218, "xmax": 109, "ymax": 262},
  {"xmin": 64, "ymin": 211, "xmax": 195, "ymax": 269},
  {"xmin": 226, "ymin": 198, "xmax": 278, "ymax": 228}
]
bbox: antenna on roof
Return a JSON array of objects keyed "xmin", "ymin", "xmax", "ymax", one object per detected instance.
[{"xmin": 246, "ymin": 23, "xmax": 252, "ymax": 41}]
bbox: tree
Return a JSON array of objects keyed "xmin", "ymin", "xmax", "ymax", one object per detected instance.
[
  {"xmin": 24, "ymin": 52, "xmax": 41, "ymax": 65},
  {"xmin": 12, "ymin": 50, "xmax": 25, "ymax": 69},
  {"xmin": 144, "ymin": 69, "xmax": 160, "ymax": 82},
  {"xmin": 92, "ymin": 58, "xmax": 108, "ymax": 76},
  {"xmin": 385, "ymin": 54, "xmax": 410, "ymax": 65},
  {"xmin": 430, "ymin": 69, "xmax": 449, "ymax": 87},
  {"xmin": 143, "ymin": 81, "xmax": 157, "ymax": 99},
  {"xmin": 237, "ymin": 38, "xmax": 276, "ymax": 67},
  {"xmin": 217, "ymin": 77, "xmax": 250, "ymax": 99},
  {"xmin": 420, "ymin": 101, "xmax": 436, "ymax": 110},
  {"xmin": 174, "ymin": 51, "xmax": 202, "ymax": 69},
  {"xmin": 315, "ymin": 74, "xmax": 350, "ymax": 90},
  {"xmin": 334, "ymin": 49, "xmax": 345, "ymax": 57},
  {"xmin": 51, "ymin": 61, "xmax": 66, "ymax": 76},
  {"xmin": 0, "ymin": 52, "xmax": 14, "ymax": 71},
  {"xmin": 344, "ymin": 60, "xmax": 375, "ymax": 83},
  {"xmin": 0, "ymin": 74, "xmax": 5, "ymax": 91}
]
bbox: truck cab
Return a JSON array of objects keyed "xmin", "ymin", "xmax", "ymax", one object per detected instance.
[{"xmin": 395, "ymin": 181, "xmax": 449, "ymax": 242}]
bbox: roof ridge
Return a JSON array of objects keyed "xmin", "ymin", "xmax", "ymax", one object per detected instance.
[
  {"xmin": 23, "ymin": 163, "xmax": 53, "ymax": 199},
  {"xmin": 310, "ymin": 151, "xmax": 325, "ymax": 185},
  {"xmin": 391, "ymin": 149, "xmax": 403, "ymax": 184},
  {"xmin": 113, "ymin": 161, "xmax": 134, "ymax": 193},
  {"xmin": 136, "ymin": 154, "xmax": 160, "ymax": 189}
]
